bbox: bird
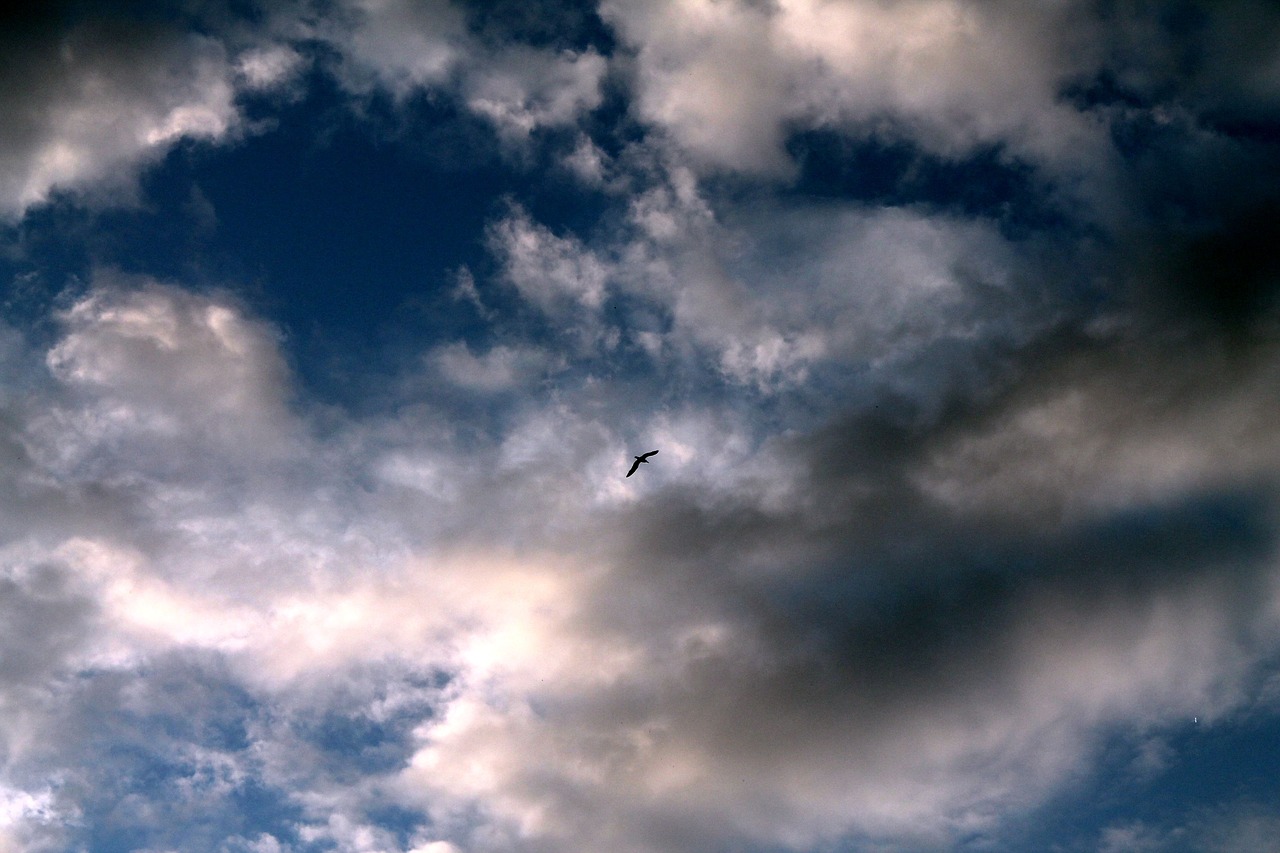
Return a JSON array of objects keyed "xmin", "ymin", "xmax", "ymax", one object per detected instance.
[{"xmin": 626, "ymin": 449, "xmax": 658, "ymax": 477}]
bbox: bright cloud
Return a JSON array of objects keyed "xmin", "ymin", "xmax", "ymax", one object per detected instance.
[{"xmin": 2, "ymin": 2, "xmax": 1280, "ymax": 852}]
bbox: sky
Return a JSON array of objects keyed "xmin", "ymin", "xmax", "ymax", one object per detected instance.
[{"xmin": 1, "ymin": 1, "xmax": 1280, "ymax": 851}]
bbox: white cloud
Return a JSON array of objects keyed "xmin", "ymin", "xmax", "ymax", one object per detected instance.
[
  {"xmin": 601, "ymin": 0, "xmax": 1110, "ymax": 184},
  {"xmin": 561, "ymin": 135, "xmax": 611, "ymax": 187},
  {"xmin": 1099, "ymin": 821, "xmax": 1168, "ymax": 853},
  {"xmin": 322, "ymin": 0, "xmax": 606, "ymax": 143},
  {"xmin": 487, "ymin": 206, "xmax": 611, "ymax": 345},
  {"xmin": 321, "ymin": 0, "xmax": 468, "ymax": 97},
  {"xmin": 430, "ymin": 341, "xmax": 554, "ymax": 393},
  {"xmin": 1, "ymin": 3, "xmax": 1280, "ymax": 850},
  {"xmin": 38, "ymin": 275, "xmax": 296, "ymax": 477},
  {"xmin": 2, "ymin": 261, "xmax": 1280, "ymax": 853},
  {"xmin": 236, "ymin": 44, "xmax": 307, "ymax": 92},
  {"xmin": 0, "ymin": 12, "xmax": 310, "ymax": 219},
  {"xmin": 464, "ymin": 48, "xmax": 606, "ymax": 139},
  {"xmin": 482, "ymin": 158, "xmax": 1037, "ymax": 391}
]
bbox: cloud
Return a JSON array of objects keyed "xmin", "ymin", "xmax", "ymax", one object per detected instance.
[
  {"xmin": 597, "ymin": 0, "xmax": 1280, "ymax": 243},
  {"xmin": 1095, "ymin": 802, "xmax": 1280, "ymax": 853},
  {"xmin": 0, "ymin": 2, "xmax": 1279, "ymax": 851},
  {"xmin": 600, "ymin": 0, "xmax": 1109, "ymax": 181},
  {"xmin": 236, "ymin": 44, "xmax": 308, "ymax": 93},
  {"xmin": 429, "ymin": 342, "xmax": 555, "ymax": 393},
  {"xmin": 915, "ymin": 334, "xmax": 1280, "ymax": 524},
  {"xmin": 318, "ymin": 0, "xmax": 469, "ymax": 98},
  {"xmin": 486, "ymin": 204, "xmax": 612, "ymax": 350},
  {"xmin": 5, "ymin": 224, "xmax": 1280, "ymax": 853},
  {"xmin": 39, "ymin": 274, "xmax": 297, "ymax": 482},
  {"xmin": 462, "ymin": 47, "xmax": 606, "ymax": 140},
  {"xmin": 0, "ymin": 4, "xmax": 302, "ymax": 219},
  {"xmin": 479, "ymin": 156, "xmax": 1053, "ymax": 392},
  {"xmin": 23, "ymin": 279, "xmax": 1273, "ymax": 850},
  {"xmin": 320, "ymin": 0, "xmax": 606, "ymax": 142}
]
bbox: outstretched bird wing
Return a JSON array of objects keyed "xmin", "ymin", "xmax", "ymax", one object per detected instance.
[{"xmin": 626, "ymin": 450, "xmax": 659, "ymax": 477}]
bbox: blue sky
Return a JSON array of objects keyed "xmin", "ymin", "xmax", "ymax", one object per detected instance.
[{"xmin": 2, "ymin": 1, "xmax": 1280, "ymax": 851}]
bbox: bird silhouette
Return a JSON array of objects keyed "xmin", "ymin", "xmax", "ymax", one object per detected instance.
[{"xmin": 626, "ymin": 450, "xmax": 658, "ymax": 477}]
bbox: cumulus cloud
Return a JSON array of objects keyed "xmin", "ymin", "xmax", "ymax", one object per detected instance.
[
  {"xmin": 601, "ymin": 0, "xmax": 1107, "ymax": 180},
  {"xmin": 318, "ymin": 0, "xmax": 469, "ymax": 97},
  {"xmin": 320, "ymin": 0, "xmax": 606, "ymax": 143},
  {"xmin": 429, "ymin": 342, "xmax": 554, "ymax": 393},
  {"xmin": 2, "ymin": 1, "xmax": 1280, "ymax": 852},
  {"xmin": 5, "ymin": 262, "xmax": 1280, "ymax": 851},
  {"xmin": 0, "ymin": 4, "xmax": 307, "ymax": 219},
  {"xmin": 462, "ymin": 47, "xmax": 607, "ymax": 139}
]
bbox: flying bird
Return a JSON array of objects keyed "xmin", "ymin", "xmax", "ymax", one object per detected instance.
[{"xmin": 626, "ymin": 450, "xmax": 658, "ymax": 477}]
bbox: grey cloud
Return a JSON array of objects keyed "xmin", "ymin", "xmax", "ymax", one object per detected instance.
[
  {"xmin": 494, "ymin": 321, "xmax": 1280, "ymax": 849},
  {"xmin": 0, "ymin": 557, "xmax": 99, "ymax": 700}
]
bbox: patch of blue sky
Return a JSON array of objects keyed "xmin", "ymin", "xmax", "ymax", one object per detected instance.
[
  {"xmin": 458, "ymin": 0, "xmax": 617, "ymax": 54},
  {"xmin": 2, "ymin": 58, "xmax": 626, "ymax": 405},
  {"xmin": 781, "ymin": 130, "xmax": 1071, "ymax": 238},
  {"xmin": 294, "ymin": 707, "xmax": 427, "ymax": 778},
  {"xmin": 1002, "ymin": 712, "xmax": 1280, "ymax": 851},
  {"xmin": 48, "ymin": 679, "xmax": 301, "ymax": 852}
]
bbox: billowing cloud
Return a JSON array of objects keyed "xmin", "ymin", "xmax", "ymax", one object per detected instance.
[
  {"xmin": 0, "ymin": 5, "xmax": 306, "ymax": 219},
  {"xmin": 429, "ymin": 341, "xmax": 555, "ymax": 393},
  {"xmin": 320, "ymin": 0, "xmax": 606, "ymax": 142},
  {"xmin": 601, "ymin": 0, "xmax": 1108, "ymax": 179},
  {"xmin": 4, "ymin": 265, "xmax": 1280, "ymax": 852},
  {"xmin": 2, "ymin": 1, "xmax": 1280, "ymax": 852},
  {"xmin": 317, "ymin": 0, "xmax": 470, "ymax": 97},
  {"xmin": 462, "ymin": 47, "xmax": 607, "ymax": 139}
]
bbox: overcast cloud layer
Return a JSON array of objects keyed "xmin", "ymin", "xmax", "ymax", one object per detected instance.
[{"xmin": 2, "ymin": 1, "xmax": 1280, "ymax": 851}]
